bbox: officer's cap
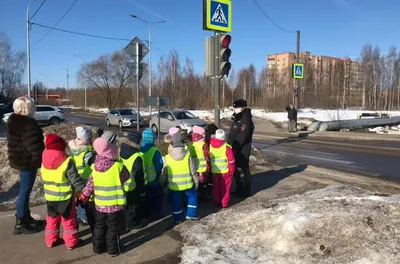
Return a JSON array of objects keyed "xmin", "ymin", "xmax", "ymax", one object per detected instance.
[{"xmin": 233, "ymin": 99, "xmax": 247, "ymax": 108}]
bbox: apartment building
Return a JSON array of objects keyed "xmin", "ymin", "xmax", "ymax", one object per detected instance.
[{"xmin": 266, "ymin": 52, "xmax": 361, "ymax": 94}]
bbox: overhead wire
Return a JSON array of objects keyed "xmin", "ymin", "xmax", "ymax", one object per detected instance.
[
  {"xmin": 29, "ymin": 0, "xmax": 46, "ymax": 21},
  {"xmin": 252, "ymin": 0, "xmax": 296, "ymax": 34},
  {"xmin": 32, "ymin": 0, "xmax": 80, "ymax": 46},
  {"xmin": 31, "ymin": 22, "xmax": 167, "ymax": 58}
]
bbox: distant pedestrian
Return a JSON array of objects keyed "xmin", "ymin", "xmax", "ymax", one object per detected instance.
[
  {"xmin": 41, "ymin": 134, "xmax": 86, "ymax": 249},
  {"xmin": 210, "ymin": 129, "xmax": 235, "ymax": 208},
  {"xmin": 7, "ymin": 96, "xmax": 45, "ymax": 235},
  {"xmin": 227, "ymin": 99, "xmax": 254, "ymax": 198},
  {"xmin": 285, "ymin": 104, "xmax": 297, "ymax": 132}
]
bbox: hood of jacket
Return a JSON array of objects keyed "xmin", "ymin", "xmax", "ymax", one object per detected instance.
[
  {"xmin": 167, "ymin": 146, "xmax": 188, "ymax": 161},
  {"xmin": 120, "ymin": 142, "xmax": 140, "ymax": 160},
  {"xmin": 141, "ymin": 142, "xmax": 155, "ymax": 153},
  {"xmin": 42, "ymin": 149, "xmax": 68, "ymax": 169},
  {"xmin": 210, "ymin": 137, "xmax": 225, "ymax": 148},
  {"xmin": 94, "ymin": 155, "xmax": 115, "ymax": 172},
  {"xmin": 192, "ymin": 133, "xmax": 205, "ymax": 142},
  {"xmin": 232, "ymin": 108, "xmax": 252, "ymax": 122},
  {"xmin": 68, "ymin": 139, "xmax": 91, "ymax": 155}
]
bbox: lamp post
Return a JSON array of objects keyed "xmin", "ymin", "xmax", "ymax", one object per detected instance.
[
  {"xmin": 38, "ymin": 72, "xmax": 48, "ymax": 100},
  {"xmin": 129, "ymin": 14, "xmax": 165, "ymax": 115},
  {"xmin": 26, "ymin": 0, "xmax": 39, "ymax": 98},
  {"xmin": 74, "ymin": 55, "xmax": 87, "ymax": 110}
]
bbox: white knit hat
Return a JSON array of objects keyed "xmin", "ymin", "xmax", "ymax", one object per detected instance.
[{"xmin": 215, "ymin": 129, "xmax": 226, "ymax": 141}]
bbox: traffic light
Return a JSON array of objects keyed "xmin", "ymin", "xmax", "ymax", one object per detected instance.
[
  {"xmin": 219, "ymin": 34, "xmax": 232, "ymax": 76},
  {"xmin": 205, "ymin": 36, "xmax": 215, "ymax": 77}
]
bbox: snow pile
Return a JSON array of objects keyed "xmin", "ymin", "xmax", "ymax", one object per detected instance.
[
  {"xmin": 177, "ymin": 185, "xmax": 400, "ymax": 264},
  {"xmin": 368, "ymin": 124, "xmax": 400, "ymax": 134}
]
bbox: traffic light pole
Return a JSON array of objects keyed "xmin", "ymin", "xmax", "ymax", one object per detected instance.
[
  {"xmin": 294, "ymin": 30, "xmax": 300, "ymax": 109},
  {"xmin": 136, "ymin": 42, "xmax": 140, "ymax": 132},
  {"xmin": 214, "ymin": 31, "xmax": 221, "ymax": 128}
]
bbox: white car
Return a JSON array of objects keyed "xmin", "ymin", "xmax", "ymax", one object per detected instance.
[
  {"xmin": 2, "ymin": 105, "xmax": 65, "ymax": 125},
  {"xmin": 149, "ymin": 110, "xmax": 207, "ymax": 134}
]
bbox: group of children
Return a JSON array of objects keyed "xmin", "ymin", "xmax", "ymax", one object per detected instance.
[{"xmin": 40, "ymin": 124, "xmax": 235, "ymax": 257}]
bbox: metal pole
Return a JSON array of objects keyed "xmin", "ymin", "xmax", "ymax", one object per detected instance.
[
  {"xmin": 157, "ymin": 96, "xmax": 160, "ymax": 146},
  {"xmin": 66, "ymin": 64, "xmax": 69, "ymax": 93},
  {"xmin": 136, "ymin": 42, "xmax": 140, "ymax": 132},
  {"xmin": 294, "ymin": 30, "xmax": 300, "ymax": 109},
  {"xmin": 85, "ymin": 65, "xmax": 87, "ymax": 110},
  {"xmin": 26, "ymin": 0, "xmax": 37, "ymax": 98},
  {"xmin": 214, "ymin": 32, "xmax": 220, "ymax": 128},
  {"xmin": 148, "ymin": 23, "xmax": 152, "ymax": 116}
]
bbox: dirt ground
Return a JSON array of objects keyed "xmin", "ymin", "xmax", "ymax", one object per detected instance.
[{"xmin": 0, "ymin": 164, "xmax": 399, "ymax": 264}]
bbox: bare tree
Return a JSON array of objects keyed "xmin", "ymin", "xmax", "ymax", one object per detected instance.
[{"xmin": 77, "ymin": 50, "xmax": 131, "ymax": 109}]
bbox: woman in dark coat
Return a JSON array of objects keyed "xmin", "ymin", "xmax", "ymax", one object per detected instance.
[{"xmin": 7, "ymin": 97, "xmax": 45, "ymax": 234}]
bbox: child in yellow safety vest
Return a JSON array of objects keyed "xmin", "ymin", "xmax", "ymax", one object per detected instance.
[
  {"xmin": 79, "ymin": 137, "xmax": 130, "ymax": 257},
  {"xmin": 209, "ymin": 129, "xmax": 236, "ymax": 208},
  {"xmin": 141, "ymin": 128, "xmax": 164, "ymax": 219},
  {"xmin": 190, "ymin": 126, "xmax": 211, "ymax": 202},
  {"xmin": 162, "ymin": 133, "xmax": 200, "ymax": 224},
  {"xmin": 68, "ymin": 126, "xmax": 95, "ymax": 232},
  {"xmin": 120, "ymin": 131, "xmax": 146, "ymax": 230},
  {"xmin": 41, "ymin": 134, "xmax": 86, "ymax": 249}
]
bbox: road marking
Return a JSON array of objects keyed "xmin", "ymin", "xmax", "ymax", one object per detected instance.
[{"xmin": 255, "ymin": 143, "xmax": 341, "ymax": 158}]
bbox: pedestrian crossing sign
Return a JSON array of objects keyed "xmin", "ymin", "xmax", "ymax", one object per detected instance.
[
  {"xmin": 203, "ymin": 0, "xmax": 232, "ymax": 32},
  {"xmin": 293, "ymin": 63, "xmax": 304, "ymax": 79}
]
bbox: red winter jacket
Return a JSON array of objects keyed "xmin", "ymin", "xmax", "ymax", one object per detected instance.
[{"xmin": 209, "ymin": 138, "xmax": 235, "ymax": 177}]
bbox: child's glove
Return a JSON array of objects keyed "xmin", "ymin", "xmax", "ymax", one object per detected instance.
[
  {"xmin": 199, "ymin": 173, "xmax": 208, "ymax": 183},
  {"xmin": 79, "ymin": 194, "xmax": 89, "ymax": 204}
]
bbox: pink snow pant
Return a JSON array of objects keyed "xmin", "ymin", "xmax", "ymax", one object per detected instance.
[
  {"xmin": 45, "ymin": 199, "xmax": 79, "ymax": 248},
  {"xmin": 212, "ymin": 173, "xmax": 232, "ymax": 208}
]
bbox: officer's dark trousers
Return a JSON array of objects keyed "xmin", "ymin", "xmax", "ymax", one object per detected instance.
[
  {"xmin": 234, "ymin": 166, "xmax": 252, "ymax": 197},
  {"xmin": 93, "ymin": 210, "xmax": 121, "ymax": 255}
]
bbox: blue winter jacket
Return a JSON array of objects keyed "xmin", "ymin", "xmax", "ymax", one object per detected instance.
[{"xmin": 141, "ymin": 142, "xmax": 164, "ymax": 187}]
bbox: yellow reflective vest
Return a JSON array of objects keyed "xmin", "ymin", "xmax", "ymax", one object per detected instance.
[
  {"xmin": 142, "ymin": 146, "xmax": 159, "ymax": 184},
  {"xmin": 92, "ymin": 161, "xmax": 126, "ymax": 207},
  {"xmin": 165, "ymin": 152, "xmax": 193, "ymax": 191},
  {"xmin": 41, "ymin": 158, "xmax": 73, "ymax": 202},
  {"xmin": 190, "ymin": 142, "xmax": 207, "ymax": 173},
  {"xmin": 71, "ymin": 146, "xmax": 93, "ymax": 181},
  {"xmin": 121, "ymin": 153, "xmax": 144, "ymax": 192},
  {"xmin": 210, "ymin": 143, "xmax": 229, "ymax": 174}
]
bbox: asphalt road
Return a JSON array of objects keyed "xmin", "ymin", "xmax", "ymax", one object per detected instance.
[{"xmin": 1, "ymin": 112, "xmax": 399, "ymax": 180}]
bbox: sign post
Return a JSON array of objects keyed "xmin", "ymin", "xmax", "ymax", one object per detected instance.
[
  {"xmin": 125, "ymin": 37, "xmax": 149, "ymax": 131},
  {"xmin": 146, "ymin": 96, "xmax": 170, "ymax": 145},
  {"xmin": 203, "ymin": 0, "xmax": 232, "ymax": 128}
]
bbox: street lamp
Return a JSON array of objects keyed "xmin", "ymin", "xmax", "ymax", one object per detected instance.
[
  {"xmin": 38, "ymin": 72, "xmax": 48, "ymax": 99},
  {"xmin": 129, "ymin": 14, "xmax": 165, "ymax": 114},
  {"xmin": 26, "ymin": 0, "xmax": 39, "ymax": 98},
  {"xmin": 74, "ymin": 55, "xmax": 87, "ymax": 110}
]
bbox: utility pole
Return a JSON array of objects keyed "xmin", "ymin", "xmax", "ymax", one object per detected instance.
[
  {"xmin": 294, "ymin": 30, "xmax": 300, "ymax": 109},
  {"xmin": 66, "ymin": 65, "xmax": 69, "ymax": 98},
  {"xmin": 26, "ymin": 0, "xmax": 38, "ymax": 98},
  {"xmin": 214, "ymin": 31, "xmax": 220, "ymax": 128},
  {"xmin": 136, "ymin": 42, "xmax": 140, "ymax": 132}
]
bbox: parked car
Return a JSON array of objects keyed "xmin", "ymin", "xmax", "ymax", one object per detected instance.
[
  {"xmin": 2, "ymin": 105, "xmax": 65, "ymax": 125},
  {"xmin": 0, "ymin": 103, "xmax": 13, "ymax": 118},
  {"xmin": 105, "ymin": 108, "xmax": 145, "ymax": 128},
  {"xmin": 149, "ymin": 110, "xmax": 207, "ymax": 134}
]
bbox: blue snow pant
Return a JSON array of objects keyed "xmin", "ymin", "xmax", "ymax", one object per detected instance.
[
  {"xmin": 77, "ymin": 206, "xmax": 87, "ymax": 222},
  {"xmin": 147, "ymin": 182, "xmax": 164, "ymax": 216},
  {"xmin": 170, "ymin": 187, "xmax": 197, "ymax": 222}
]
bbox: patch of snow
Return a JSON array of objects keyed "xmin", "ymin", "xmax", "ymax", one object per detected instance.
[{"xmin": 177, "ymin": 185, "xmax": 400, "ymax": 264}]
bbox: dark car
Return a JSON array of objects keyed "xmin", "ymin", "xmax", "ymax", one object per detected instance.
[{"xmin": 0, "ymin": 104, "xmax": 13, "ymax": 118}]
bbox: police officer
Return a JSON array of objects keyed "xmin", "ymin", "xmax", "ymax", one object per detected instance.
[{"xmin": 227, "ymin": 99, "xmax": 254, "ymax": 198}]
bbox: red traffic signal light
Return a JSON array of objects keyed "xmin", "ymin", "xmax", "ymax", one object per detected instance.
[
  {"xmin": 219, "ymin": 34, "xmax": 232, "ymax": 76},
  {"xmin": 220, "ymin": 34, "xmax": 231, "ymax": 48}
]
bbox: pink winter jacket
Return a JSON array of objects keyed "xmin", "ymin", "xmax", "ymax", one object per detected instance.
[{"xmin": 210, "ymin": 138, "xmax": 235, "ymax": 177}]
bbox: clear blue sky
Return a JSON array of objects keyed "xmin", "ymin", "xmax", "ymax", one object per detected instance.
[{"xmin": 1, "ymin": 0, "xmax": 399, "ymax": 88}]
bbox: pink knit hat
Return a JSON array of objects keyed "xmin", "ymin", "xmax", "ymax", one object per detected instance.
[
  {"xmin": 192, "ymin": 126, "xmax": 205, "ymax": 136},
  {"xmin": 93, "ymin": 137, "xmax": 118, "ymax": 160},
  {"xmin": 169, "ymin": 127, "xmax": 180, "ymax": 136}
]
